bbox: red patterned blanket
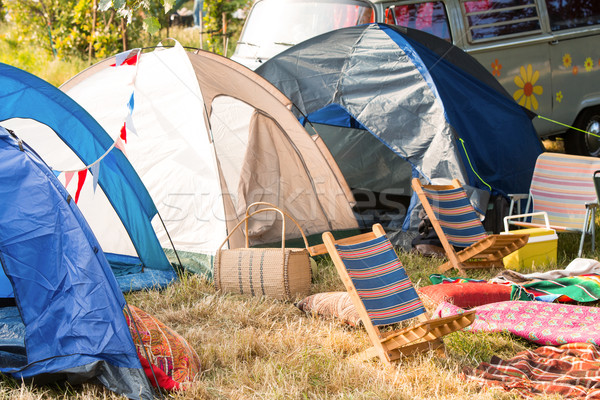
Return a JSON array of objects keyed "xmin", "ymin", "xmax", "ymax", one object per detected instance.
[{"xmin": 463, "ymin": 343, "xmax": 600, "ymax": 399}]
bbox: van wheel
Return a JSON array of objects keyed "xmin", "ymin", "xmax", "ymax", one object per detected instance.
[{"xmin": 564, "ymin": 107, "xmax": 600, "ymax": 157}]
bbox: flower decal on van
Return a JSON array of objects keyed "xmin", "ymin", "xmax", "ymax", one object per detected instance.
[
  {"xmin": 491, "ymin": 59, "xmax": 502, "ymax": 77},
  {"xmin": 562, "ymin": 53, "xmax": 572, "ymax": 68},
  {"xmin": 556, "ymin": 91, "xmax": 563, "ymax": 103},
  {"xmin": 513, "ymin": 64, "xmax": 543, "ymax": 110},
  {"xmin": 585, "ymin": 57, "xmax": 594, "ymax": 72}
]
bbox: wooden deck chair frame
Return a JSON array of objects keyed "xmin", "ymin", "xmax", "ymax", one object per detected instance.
[
  {"xmin": 322, "ymin": 224, "xmax": 475, "ymax": 366},
  {"xmin": 412, "ymin": 178, "xmax": 529, "ymax": 275}
]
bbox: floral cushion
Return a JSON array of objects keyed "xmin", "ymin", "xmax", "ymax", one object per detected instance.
[{"xmin": 125, "ymin": 305, "xmax": 201, "ymax": 388}]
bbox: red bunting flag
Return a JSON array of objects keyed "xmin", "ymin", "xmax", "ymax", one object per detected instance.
[
  {"xmin": 74, "ymin": 170, "xmax": 87, "ymax": 204},
  {"xmin": 120, "ymin": 122, "xmax": 127, "ymax": 143}
]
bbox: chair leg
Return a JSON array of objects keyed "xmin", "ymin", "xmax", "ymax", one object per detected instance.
[
  {"xmin": 579, "ymin": 208, "xmax": 592, "ymax": 257},
  {"xmin": 592, "ymin": 208, "xmax": 596, "ymax": 253}
]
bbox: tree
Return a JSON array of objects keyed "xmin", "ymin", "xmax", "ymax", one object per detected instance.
[
  {"xmin": 203, "ymin": 0, "xmax": 251, "ymax": 56},
  {"xmin": 3, "ymin": 0, "xmax": 143, "ymax": 59}
]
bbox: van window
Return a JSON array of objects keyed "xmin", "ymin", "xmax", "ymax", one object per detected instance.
[
  {"xmin": 238, "ymin": 0, "xmax": 374, "ymax": 53},
  {"xmin": 462, "ymin": 0, "xmax": 541, "ymax": 42},
  {"xmin": 545, "ymin": 0, "xmax": 600, "ymax": 31},
  {"xmin": 386, "ymin": 2, "xmax": 452, "ymax": 41}
]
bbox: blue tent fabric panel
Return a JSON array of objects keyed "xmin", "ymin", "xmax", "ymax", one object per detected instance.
[
  {"xmin": 0, "ymin": 63, "xmax": 171, "ymax": 273},
  {"xmin": 302, "ymin": 104, "xmax": 368, "ymax": 130},
  {"xmin": 381, "ymin": 25, "xmax": 543, "ymax": 195},
  {"xmin": 0, "ymin": 129, "xmax": 152, "ymax": 398},
  {"xmin": 116, "ymin": 270, "xmax": 179, "ymax": 293},
  {"xmin": 106, "ymin": 253, "xmax": 177, "ymax": 292}
]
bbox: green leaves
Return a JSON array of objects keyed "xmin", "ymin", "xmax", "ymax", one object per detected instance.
[{"xmin": 143, "ymin": 16, "xmax": 161, "ymax": 35}]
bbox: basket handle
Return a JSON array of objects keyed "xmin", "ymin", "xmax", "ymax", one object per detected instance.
[
  {"xmin": 216, "ymin": 207, "xmax": 310, "ymax": 255},
  {"xmin": 244, "ymin": 202, "xmax": 310, "ymax": 249}
]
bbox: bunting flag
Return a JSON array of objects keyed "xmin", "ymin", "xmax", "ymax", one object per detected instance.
[
  {"xmin": 120, "ymin": 123, "xmax": 127, "ymax": 143},
  {"xmin": 125, "ymin": 93, "xmax": 137, "ymax": 136},
  {"xmin": 112, "ymin": 49, "xmax": 140, "ymax": 67},
  {"xmin": 90, "ymin": 163, "xmax": 100, "ymax": 193},
  {"xmin": 115, "ymin": 137, "xmax": 128, "ymax": 158},
  {"xmin": 125, "ymin": 111, "xmax": 137, "ymax": 136},
  {"xmin": 55, "ymin": 48, "xmax": 140, "ymax": 204},
  {"xmin": 74, "ymin": 170, "xmax": 87, "ymax": 204},
  {"xmin": 64, "ymin": 171, "xmax": 75, "ymax": 188}
]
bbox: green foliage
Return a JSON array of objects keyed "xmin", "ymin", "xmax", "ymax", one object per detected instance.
[
  {"xmin": 2, "ymin": 0, "xmax": 252, "ymax": 60},
  {"xmin": 2, "ymin": 0, "xmax": 141, "ymax": 59},
  {"xmin": 0, "ymin": 24, "xmax": 88, "ymax": 86},
  {"xmin": 203, "ymin": 0, "xmax": 251, "ymax": 56}
]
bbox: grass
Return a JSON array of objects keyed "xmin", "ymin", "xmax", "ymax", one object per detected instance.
[{"xmin": 3, "ymin": 229, "xmax": 597, "ymax": 399}]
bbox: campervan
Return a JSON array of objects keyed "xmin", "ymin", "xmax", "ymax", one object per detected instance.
[{"xmin": 232, "ymin": 0, "xmax": 600, "ymax": 157}]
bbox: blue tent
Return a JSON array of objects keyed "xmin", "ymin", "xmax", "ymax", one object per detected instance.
[
  {"xmin": 256, "ymin": 24, "xmax": 544, "ymax": 231},
  {"xmin": 0, "ymin": 126, "xmax": 153, "ymax": 399},
  {"xmin": 0, "ymin": 63, "xmax": 176, "ymax": 291}
]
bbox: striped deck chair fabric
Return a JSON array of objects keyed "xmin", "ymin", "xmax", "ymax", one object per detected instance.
[
  {"xmin": 528, "ymin": 153, "xmax": 600, "ymax": 230},
  {"xmin": 335, "ymin": 235, "xmax": 426, "ymax": 326},
  {"xmin": 420, "ymin": 186, "xmax": 488, "ymax": 248},
  {"xmin": 412, "ymin": 178, "xmax": 529, "ymax": 274},
  {"xmin": 323, "ymin": 224, "xmax": 477, "ymax": 364}
]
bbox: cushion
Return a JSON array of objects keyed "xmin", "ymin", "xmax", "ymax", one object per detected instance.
[
  {"xmin": 418, "ymin": 282, "xmax": 512, "ymax": 309},
  {"xmin": 125, "ymin": 305, "xmax": 201, "ymax": 389},
  {"xmin": 296, "ymin": 292, "xmax": 361, "ymax": 327}
]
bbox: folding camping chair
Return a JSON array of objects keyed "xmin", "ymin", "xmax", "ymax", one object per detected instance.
[
  {"xmin": 322, "ymin": 224, "xmax": 475, "ymax": 366},
  {"xmin": 412, "ymin": 178, "xmax": 529, "ymax": 275},
  {"xmin": 506, "ymin": 153, "xmax": 600, "ymax": 257}
]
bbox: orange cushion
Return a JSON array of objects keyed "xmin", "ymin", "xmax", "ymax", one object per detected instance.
[{"xmin": 418, "ymin": 282, "xmax": 512, "ymax": 309}]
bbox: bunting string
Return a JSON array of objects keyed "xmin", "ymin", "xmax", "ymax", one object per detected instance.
[{"xmin": 55, "ymin": 48, "xmax": 141, "ymax": 203}]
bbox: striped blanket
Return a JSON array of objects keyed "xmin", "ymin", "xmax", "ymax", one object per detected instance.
[
  {"xmin": 463, "ymin": 343, "xmax": 600, "ymax": 399},
  {"xmin": 431, "ymin": 273, "xmax": 600, "ymax": 303}
]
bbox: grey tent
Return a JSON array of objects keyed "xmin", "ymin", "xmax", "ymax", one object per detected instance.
[{"xmin": 256, "ymin": 23, "xmax": 543, "ymax": 234}]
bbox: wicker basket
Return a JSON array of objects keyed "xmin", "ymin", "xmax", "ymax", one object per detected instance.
[{"xmin": 214, "ymin": 204, "xmax": 311, "ymax": 301}]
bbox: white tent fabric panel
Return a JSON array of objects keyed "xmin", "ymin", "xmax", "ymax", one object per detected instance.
[
  {"xmin": 209, "ymin": 96, "xmax": 253, "ymax": 208},
  {"xmin": 0, "ymin": 118, "xmax": 138, "ymax": 257},
  {"xmin": 64, "ymin": 44, "xmax": 228, "ymax": 254}
]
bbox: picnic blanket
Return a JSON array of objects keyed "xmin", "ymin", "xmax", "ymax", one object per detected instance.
[
  {"xmin": 434, "ymin": 301, "xmax": 600, "ymax": 346},
  {"xmin": 501, "ymin": 258, "xmax": 600, "ymax": 280},
  {"xmin": 463, "ymin": 343, "xmax": 600, "ymax": 399},
  {"xmin": 431, "ymin": 272, "xmax": 600, "ymax": 303}
]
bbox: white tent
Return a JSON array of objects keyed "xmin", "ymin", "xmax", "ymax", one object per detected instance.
[{"xmin": 58, "ymin": 42, "xmax": 358, "ymax": 271}]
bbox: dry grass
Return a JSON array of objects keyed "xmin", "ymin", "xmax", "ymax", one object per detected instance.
[{"xmin": 3, "ymin": 229, "xmax": 596, "ymax": 399}]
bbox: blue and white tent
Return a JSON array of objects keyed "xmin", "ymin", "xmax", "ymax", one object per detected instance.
[
  {"xmin": 256, "ymin": 24, "xmax": 544, "ymax": 231},
  {"xmin": 0, "ymin": 63, "xmax": 176, "ymax": 291},
  {"xmin": 0, "ymin": 126, "xmax": 153, "ymax": 399}
]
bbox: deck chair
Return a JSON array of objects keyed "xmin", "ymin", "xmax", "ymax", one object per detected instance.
[
  {"xmin": 506, "ymin": 153, "xmax": 600, "ymax": 257},
  {"xmin": 412, "ymin": 178, "xmax": 529, "ymax": 275},
  {"xmin": 322, "ymin": 224, "xmax": 475, "ymax": 366}
]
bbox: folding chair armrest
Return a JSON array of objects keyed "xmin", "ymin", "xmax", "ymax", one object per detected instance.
[
  {"xmin": 507, "ymin": 193, "xmax": 528, "ymax": 201},
  {"xmin": 504, "ymin": 211, "xmax": 550, "ymax": 232},
  {"xmin": 507, "ymin": 193, "xmax": 529, "ymax": 216}
]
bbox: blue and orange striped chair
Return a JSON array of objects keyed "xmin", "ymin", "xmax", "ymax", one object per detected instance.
[
  {"xmin": 322, "ymin": 224, "xmax": 475, "ymax": 365},
  {"xmin": 506, "ymin": 153, "xmax": 600, "ymax": 257},
  {"xmin": 412, "ymin": 178, "xmax": 529, "ymax": 274}
]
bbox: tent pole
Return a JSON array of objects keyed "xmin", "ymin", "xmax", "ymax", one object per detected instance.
[{"xmin": 156, "ymin": 211, "xmax": 184, "ymax": 271}]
